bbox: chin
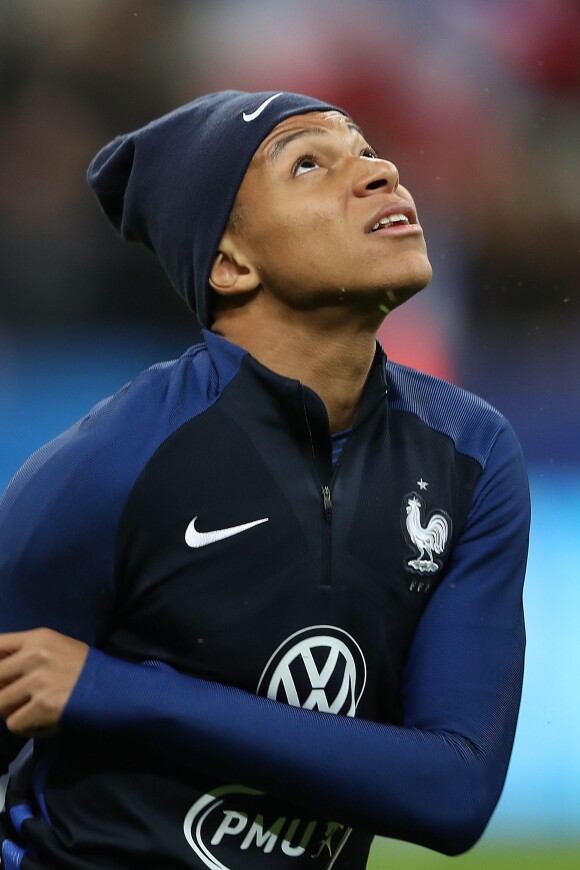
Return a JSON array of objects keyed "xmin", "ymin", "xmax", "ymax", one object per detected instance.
[
  {"xmin": 381, "ymin": 257, "xmax": 433, "ymax": 307},
  {"xmin": 410, "ymin": 260, "xmax": 433, "ymax": 294},
  {"xmin": 405, "ymin": 250, "xmax": 433, "ymax": 284}
]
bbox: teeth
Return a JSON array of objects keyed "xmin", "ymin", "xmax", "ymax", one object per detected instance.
[{"xmin": 371, "ymin": 213, "xmax": 410, "ymax": 231}]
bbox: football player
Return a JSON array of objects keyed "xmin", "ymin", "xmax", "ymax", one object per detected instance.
[{"xmin": 0, "ymin": 91, "xmax": 530, "ymax": 869}]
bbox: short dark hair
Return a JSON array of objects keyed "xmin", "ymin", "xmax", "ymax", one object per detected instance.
[{"xmin": 226, "ymin": 198, "xmax": 245, "ymax": 234}]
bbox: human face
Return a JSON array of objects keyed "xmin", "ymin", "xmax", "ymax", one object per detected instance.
[{"xmin": 228, "ymin": 111, "xmax": 432, "ymax": 314}]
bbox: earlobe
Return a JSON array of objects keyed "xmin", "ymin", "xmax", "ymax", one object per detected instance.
[{"xmin": 209, "ymin": 247, "xmax": 260, "ymax": 297}]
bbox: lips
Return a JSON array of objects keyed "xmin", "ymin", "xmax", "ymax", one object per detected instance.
[{"xmin": 366, "ymin": 203, "xmax": 417, "ymax": 233}]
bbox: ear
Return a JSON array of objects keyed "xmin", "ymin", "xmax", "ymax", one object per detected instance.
[{"xmin": 209, "ymin": 235, "xmax": 260, "ymax": 298}]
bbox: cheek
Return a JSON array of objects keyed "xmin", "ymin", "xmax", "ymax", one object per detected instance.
[
  {"xmin": 278, "ymin": 211, "xmax": 346, "ymax": 252},
  {"xmin": 246, "ymin": 216, "xmax": 309, "ymax": 264},
  {"xmin": 241, "ymin": 194, "xmax": 351, "ymax": 283}
]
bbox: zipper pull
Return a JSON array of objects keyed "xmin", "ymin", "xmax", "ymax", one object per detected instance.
[{"xmin": 322, "ymin": 486, "xmax": 332, "ymax": 521}]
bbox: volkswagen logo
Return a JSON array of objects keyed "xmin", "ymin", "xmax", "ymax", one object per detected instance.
[{"xmin": 256, "ymin": 626, "xmax": 366, "ymax": 717}]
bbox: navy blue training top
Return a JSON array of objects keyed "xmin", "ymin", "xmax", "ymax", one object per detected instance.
[{"xmin": 0, "ymin": 330, "xmax": 530, "ymax": 869}]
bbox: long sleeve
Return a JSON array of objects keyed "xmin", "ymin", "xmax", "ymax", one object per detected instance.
[
  {"xmin": 63, "ymin": 422, "xmax": 530, "ymax": 855},
  {"xmin": 0, "ymin": 344, "xmax": 232, "ymax": 781},
  {"xmin": 0, "ymin": 426, "xmax": 118, "ymax": 775}
]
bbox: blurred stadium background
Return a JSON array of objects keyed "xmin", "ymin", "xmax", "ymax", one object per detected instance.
[{"xmin": 1, "ymin": 1, "xmax": 578, "ymax": 866}]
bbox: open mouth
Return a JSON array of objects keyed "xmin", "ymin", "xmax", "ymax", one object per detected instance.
[{"xmin": 370, "ymin": 213, "xmax": 410, "ymax": 232}]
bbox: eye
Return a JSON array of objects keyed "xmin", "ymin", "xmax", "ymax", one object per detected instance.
[
  {"xmin": 292, "ymin": 155, "xmax": 321, "ymax": 177},
  {"xmin": 361, "ymin": 146, "xmax": 379, "ymax": 159}
]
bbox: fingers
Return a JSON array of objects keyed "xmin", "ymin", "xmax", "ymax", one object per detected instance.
[
  {"xmin": 0, "ymin": 641, "xmax": 34, "ymax": 688},
  {"xmin": 5, "ymin": 689, "xmax": 63, "ymax": 737},
  {"xmin": 0, "ymin": 629, "xmax": 52, "ymax": 687},
  {"xmin": 0, "ymin": 628, "xmax": 90, "ymax": 737},
  {"xmin": 0, "ymin": 631, "xmax": 25, "ymax": 661},
  {"xmin": 0, "ymin": 682, "xmax": 28, "ymax": 723},
  {"xmin": 0, "ymin": 630, "xmax": 34, "ymax": 651}
]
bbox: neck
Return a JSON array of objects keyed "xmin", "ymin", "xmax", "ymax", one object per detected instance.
[{"xmin": 211, "ymin": 301, "xmax": 381, "ymax": 433}]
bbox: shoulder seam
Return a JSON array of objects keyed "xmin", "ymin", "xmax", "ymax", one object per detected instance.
[{"xmin": 386, "ymin": 361, "xmax": 507, "ymax": 469}]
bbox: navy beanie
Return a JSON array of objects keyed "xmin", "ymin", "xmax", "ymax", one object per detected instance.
[{"xmin": 87, "ymin": 90, "xmax": 347, "ymax": 326}]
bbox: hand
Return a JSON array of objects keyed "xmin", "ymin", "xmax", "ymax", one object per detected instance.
[{"xmin": 0, "ymin": 628, "xmax": 89, "ymax": 737}]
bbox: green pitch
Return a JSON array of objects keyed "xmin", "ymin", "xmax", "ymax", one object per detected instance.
[{"xmin": 367, "ymin": 839, "xmax": 580, "ymax": 870}]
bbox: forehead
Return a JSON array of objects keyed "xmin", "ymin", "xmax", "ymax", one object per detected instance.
[{"xmin": 254, "ymin": 111, "xmax": 363, "ymax": 162}]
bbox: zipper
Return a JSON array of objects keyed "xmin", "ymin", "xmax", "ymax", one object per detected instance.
[
  {"xmin": 321, "ymin": 485, "xmax": 332, "ymax": 588},
  {"xmin": 300, "ymin": 386, "xmax": 337, "ymax": 589},
  {"xmin": 322, "ymin": 485, "xmax": 332, "ymax": 521}
]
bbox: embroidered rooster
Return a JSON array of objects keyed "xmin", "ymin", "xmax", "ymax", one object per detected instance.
[{"xmin": 405, "ymin": 495, "xmax": 449, "ymax": 575}]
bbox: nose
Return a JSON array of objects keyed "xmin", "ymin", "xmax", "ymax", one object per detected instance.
[{"xmin": 351, "ymin": 157, "xmax": 399, "ymax": 196}]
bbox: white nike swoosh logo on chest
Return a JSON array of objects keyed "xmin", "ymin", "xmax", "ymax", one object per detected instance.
[
  {"xmin": 242, "ymin": 93, "xmax": 283, "ymax": 122},
  {"xmin": 185, "ymin": 516, "xmax": 269, "ymax": 548}
]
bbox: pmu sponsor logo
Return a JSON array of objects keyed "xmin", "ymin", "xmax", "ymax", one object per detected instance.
[
  {"xmin": 257, "ymin": 625, "xmax": 367, "ymax": 716},
  {"xmin": 182, "ymin": 627, "xmax": 365, "ymax": 866},
  {"xmin": 183, "ymin": 785, "xmax": 349, "ymax": 868}
]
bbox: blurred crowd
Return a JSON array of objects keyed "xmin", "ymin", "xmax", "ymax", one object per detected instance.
[{"xmin": 0, "ymin": 0, "xmax": 578, "ymax": 458}]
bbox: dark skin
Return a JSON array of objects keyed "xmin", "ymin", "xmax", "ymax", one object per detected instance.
[
  {"xmin": 210, "ymin": 111, "xmax": 431, "ymax": 433},
  {"xmin": 0, "ymin": 628, "xmax": 88, "ymax": 736},
  {"xmin": 0, "ymin": 111, "xmax": 432, "ymax": 737}
]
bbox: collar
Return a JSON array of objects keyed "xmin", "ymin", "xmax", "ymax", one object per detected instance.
[{"xmin": 202, "ymin": 328, "xmax": 389, "ymax": 431}]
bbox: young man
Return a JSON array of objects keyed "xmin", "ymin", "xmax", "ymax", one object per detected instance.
[{"xmin": 0, "ymin": 90, "xmax": 530, "ymax": 869}]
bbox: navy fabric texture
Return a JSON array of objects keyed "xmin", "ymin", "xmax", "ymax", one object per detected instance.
[
  {"xmin": 63, "ymin": 402, "xmax": 529, "ymax": 856},
  {"xmin": 87, "ymin": 91, "xmax": 346, "ymax": 325},
  {"xmin": 0, "ymin": 332, "xmax": 530, "ymax": 865},
  {"xmin": 0, "ymin": 333, "xmax": 246, "ymax": 646}
]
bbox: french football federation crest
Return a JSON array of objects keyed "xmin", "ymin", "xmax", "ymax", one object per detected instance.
[{"xmin": 402, "ymin": 490, "xmax": 451, "ymax": 589}]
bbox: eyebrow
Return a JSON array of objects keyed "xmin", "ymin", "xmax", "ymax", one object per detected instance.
[{"xmin": 267, "ymin": 122, "xmax": 366, "ymax": 163}]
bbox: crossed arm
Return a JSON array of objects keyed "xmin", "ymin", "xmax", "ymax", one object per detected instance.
[
  {"xmin": 0, "ymin": 425, "xmax": 530, "ymax": 856},
  {"xmin": 0, "ymin": 535, "xmax": 528, "ymax": 856}
]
